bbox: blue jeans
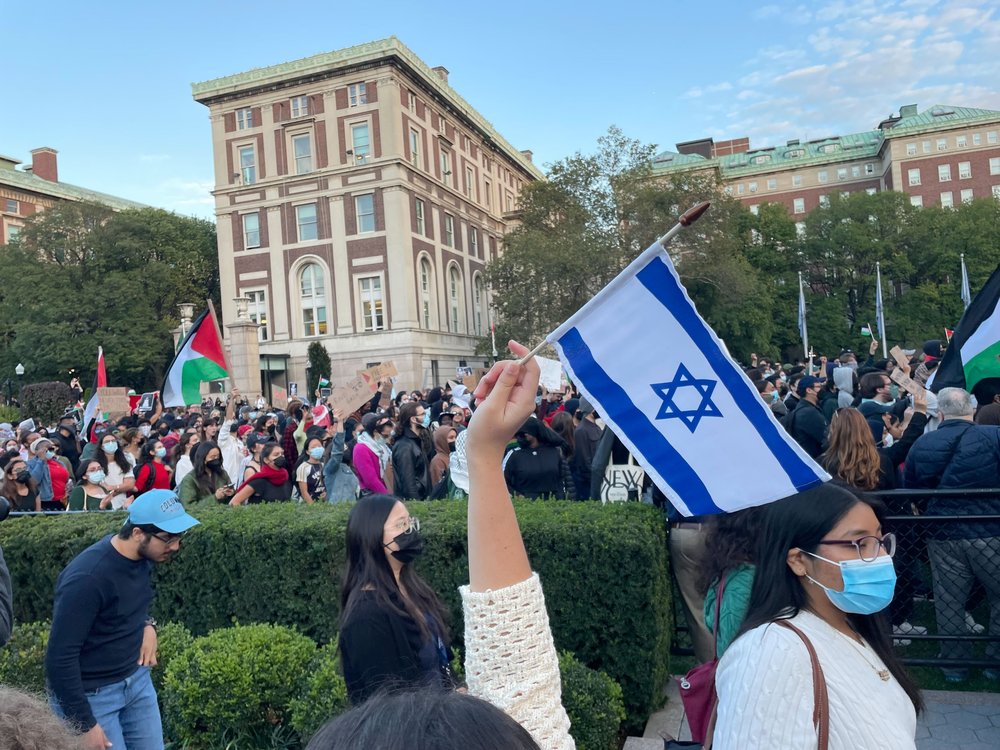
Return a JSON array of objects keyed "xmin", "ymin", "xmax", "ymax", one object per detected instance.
[{"xmin": 57, "ymin": 666, "xmax": 163, "ymax": 750}]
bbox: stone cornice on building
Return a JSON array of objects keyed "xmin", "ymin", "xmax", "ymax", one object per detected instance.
[
  {"xmin": 0, "ymin": 166, "xmax": 145, "ymax": 211},
  {"xmin": 191, "ymin": 36, "xmax": 543, "ymax": 182}
]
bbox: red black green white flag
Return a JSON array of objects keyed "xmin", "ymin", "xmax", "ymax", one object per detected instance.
[
  {"xmin": 931, "ymin": 263, "xmax": 1000, "ymax": 394},
  {"xmin": 161, "ymin": 308, "xmax": 230, "ymax": 406}
]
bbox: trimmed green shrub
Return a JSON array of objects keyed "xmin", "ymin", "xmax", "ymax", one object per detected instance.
[
  {"xmin": 288, "ymin": 641, "xmax": 348, "ymax": 742},
  {"xmin": 0, "ymin": 500, "xmax": 670, "ymax": 724},
  {"xmin": 19, "ymin": 381, "xmax": 75, "ymax": 425},
  {"xmin": 0, "ymin": 404, "xmax": 21, "ymax": 424},
  {"xmin": 162, "ymin": 623, "xmax": 316, "ymax": 746},
  {"xmin": 560, "ymin": 651, "xmax": 627, "ymax": 750},
  {"xmin": 151, "ymin": 621, "xmax": 194, "ymax": 696},
  {"xmin": 0, "ymin": 620, "xmax": 50, "ymax": 692}
]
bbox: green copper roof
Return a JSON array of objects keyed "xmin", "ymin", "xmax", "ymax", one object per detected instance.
[
  {"xmin": 191, "ymin": 36, "xmax": 543, "ymax": 180},
  {"xmin": 0, "ymin": 167, "xmax": 145, "ymax": 211},
  {"xmin": 883, "ymin": 104, "xmax": 1000, "ymax": 136}
]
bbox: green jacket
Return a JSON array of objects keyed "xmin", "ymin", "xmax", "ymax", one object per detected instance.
[
  {"xmin": 178, "ymin": 470, "xmax": 231, "ymax": 505},
  {"xmin": 703, "ymin": 563, "xmax": 756, "ymax": 659}
]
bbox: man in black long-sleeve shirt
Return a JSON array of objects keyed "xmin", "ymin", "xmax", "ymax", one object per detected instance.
[{"xmin": 46, "ymin": 489, "xmax": 198, "ymax": 750}]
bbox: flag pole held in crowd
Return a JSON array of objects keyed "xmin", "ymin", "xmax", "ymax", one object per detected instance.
[
  {"xmin": 876, "ymin": 261, "xmax": 887, "ymax": 359},
  {"xmin": 516, "ymin": 202, "xmax": 829, "ymax": 516},
  {"xmin": 161, "ymin": 304, "xmax": 232, "ymax": 407},
  {"xmin": 798, "ymin": 272, "xmax": 809, "ymax": 373},
  {"xmin": 961, "ymin": 253, "xmax": 972, "ymax": 310}
]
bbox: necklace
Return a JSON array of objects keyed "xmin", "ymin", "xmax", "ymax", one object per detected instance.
[{"xmin": 838, "ymin": 630, "xmax": 890, "ymax": 681}]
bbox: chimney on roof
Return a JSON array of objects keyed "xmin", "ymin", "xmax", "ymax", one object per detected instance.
[
  {"xmin": 899, "ymin": 104, "xmax": 918, "ymax": 118},
  {"xmin": 30, "ymin": 147, "xmax": 58, "ymax": 182},
  {"xmin": 786, "ymin": 139, "xmax": 800, "ymax": 147},
  {"xmin": 520, "ymin": 150, "xmax": 533, "ymax": 162},
  {"xmin": 431, "ymin": 66, "xmax": 449, "ymax": 84},
  {"xmin": 676, "ymin": 138, "xmax": 714, "ymax": 159}
]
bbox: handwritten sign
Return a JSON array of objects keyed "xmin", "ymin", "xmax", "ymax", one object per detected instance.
[
  {"xmin": 536, "ymin": 356, "xmax": 565, "ymax": 393},
  {"xmin": 97, "ymin": 387, "xmax": 131, "ymax": 420},
  {"xmin": 378, "ymin": 379, "xmax": 393, "ymax": 410},
  {"xmin": 890, "ymin": 368, "xmax": 922, "ymax": 396},
  {"xmin": 328, "ymin": 376, "xmax": 374, "ymax": 417},
  {"xmin": 271, "ymin": 385, "xmax": 288, "ymax": 409},
  {"xmin": 462, "ymin": 367, "xmax": 489, "ymax": 391},
  {"xmin": 889, "ymin": 346, "xmax": 910, "ymax": 371},
  {"xmin": 358, "ymin": 362, "xmax": 399, "ymax": 393}
]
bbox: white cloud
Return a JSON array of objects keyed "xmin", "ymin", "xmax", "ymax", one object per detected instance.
[{"xmin": 753, "ymin": 4, "xmax": 782, "ymax": 19}]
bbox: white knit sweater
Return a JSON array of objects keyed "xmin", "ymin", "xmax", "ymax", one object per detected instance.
[
  {"xmin": 460, "ymin": 573, "xmax": 576, "ymax": 750},
  {"xmin": 714, "ymin": 610, "xmax": 916, "ymax": 750}
]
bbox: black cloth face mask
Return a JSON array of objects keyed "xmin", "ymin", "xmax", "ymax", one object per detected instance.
[{"xmin": 385, "ymin": 530, "xmax": 425, "ymax": 564}]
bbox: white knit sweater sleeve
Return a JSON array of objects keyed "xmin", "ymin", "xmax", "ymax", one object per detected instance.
[
  {"xmin": 460, "ymin": 573, "xmax": 576, "ymax": 750},
  {"xmin": 713, "ymin": 622, "xmax": 817, "ymax": 750}
]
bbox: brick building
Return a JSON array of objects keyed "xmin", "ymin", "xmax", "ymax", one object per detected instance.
[
  {"xmin": 0, "ymin": 148, "xmax": 143, "ymax": 244},
  {"xmin": 652, "ymin": 104, "xmax": 1000, "ymax": 233},
  {"xmin": 192, "ymin": 37, "xmax": 541, "ymax": 394}
]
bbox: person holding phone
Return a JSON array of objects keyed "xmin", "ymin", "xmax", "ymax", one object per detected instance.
[{"xmin": 177, "ymin": 442, "xmax": 234, "ymax": 505}]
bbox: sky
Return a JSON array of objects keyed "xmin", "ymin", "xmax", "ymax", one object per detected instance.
[{"xmin": 3, "ymin": 0, "xmax": 998, "ymax": 220}]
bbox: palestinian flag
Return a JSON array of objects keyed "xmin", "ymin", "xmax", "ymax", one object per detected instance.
[
  {"xmin": 162, "ymin": 309, "xmax": 230, "ymax": 406},
  {"xmin": 931, "ymin": 263, "xmax": 1000, "ymax": 393}
]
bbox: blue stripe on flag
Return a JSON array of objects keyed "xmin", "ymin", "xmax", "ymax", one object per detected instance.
[
  {"xmin": 635, "ymin": 257, "xmax": 825, "ymax": 494},
  {"xmin": 558, "ymin": 326, "xmax": 723, "ymax": 515}
]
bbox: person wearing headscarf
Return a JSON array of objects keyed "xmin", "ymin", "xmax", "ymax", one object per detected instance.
[
  {"xmin": 430, "ymin": 427, "xmax": 457, "ymax": 488},
  {"xmin": 502, "ymin": 417, "xmax": 575, "ymax": 500}
]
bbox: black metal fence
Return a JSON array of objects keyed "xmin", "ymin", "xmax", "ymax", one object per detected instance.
[{"xmin": 671, "ymin": 489, "xmax": 1000, "ymax": 677}]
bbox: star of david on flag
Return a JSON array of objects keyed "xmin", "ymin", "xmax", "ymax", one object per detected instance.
[{"xmin": 545, "ymin": 236, "xmax": 829, "ymax": 516}]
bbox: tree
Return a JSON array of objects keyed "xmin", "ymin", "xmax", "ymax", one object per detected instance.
[
  {"xmin": 306, "ymin": 342, "xmax": 332, "ymax": 396},
  {"xmin": 0, "ymin": 203, "xmax": 219, "ymax": 392},
  {"xmin": 19, "ymin": 381, "xmax": 75, "ymax": 425}
]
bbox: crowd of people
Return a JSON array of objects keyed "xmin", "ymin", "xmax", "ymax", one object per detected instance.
[{"xmin": 0, "ymin": 334, "xmax": 998, "ymax": 749}]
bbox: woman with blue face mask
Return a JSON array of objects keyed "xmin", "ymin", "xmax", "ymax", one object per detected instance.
[
  {"xmin": 68, "ymin": 460, "xmax": 114, "ymax": 511},
  {"xmin": 95, "ymin": 432, "xmax": 136, "ymax": 510},
  {"xmin": 712, "ymin": 484, "xmax": 923, "ymax": 749},
  {"xmin": 296, "ymin": 435, "xmax": 328, "ymax": 504}
]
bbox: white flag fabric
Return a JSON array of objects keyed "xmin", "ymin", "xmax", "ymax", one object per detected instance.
[{"xmin": 546, "ymin": 241, "xmax": 829, "ymax": 516}]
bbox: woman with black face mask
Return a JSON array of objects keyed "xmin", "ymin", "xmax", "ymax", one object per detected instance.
[
  {"xmin": 178, "ymin": 441, "xmax": 235, "ymax": 505},
  {"xmin": 501, "ymin": 417, "xmax": 575, "ymax": 500},
  {"xmin": 338, "ymin": 493, "xmax": 453, "ymax": 704},
  {"xmin": 229, "ymin": 442, "xmax": 293, "ymax": 504},
  {"xmin": 2, "ymin": 456, "xmax": 41, "ymax": 512}
]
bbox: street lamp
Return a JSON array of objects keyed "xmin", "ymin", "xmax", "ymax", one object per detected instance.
[{"xmin": 14, "ymin": 363, "xmax": 24, "ymax": 403}]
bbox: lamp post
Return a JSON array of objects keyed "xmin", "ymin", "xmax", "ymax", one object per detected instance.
[
  {"xmin": 178, "ymin": 303, "xmax": 195, "ymax": 341},
  {"xmin": 14, "ymin": 363, "xmax": 24, "ymax": 405}
]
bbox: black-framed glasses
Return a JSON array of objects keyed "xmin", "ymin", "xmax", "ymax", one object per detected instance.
[
  {"xmin": 818, "ymin": 533, "xmax": 896, "ymax": 562},
  {"xmin": 149, "ymin": 531, "xmax": 185, "ymax": 545}
]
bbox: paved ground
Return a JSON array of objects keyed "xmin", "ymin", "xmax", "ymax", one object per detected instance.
[{"xmin": 624, "ymin": 680, "xmax": 1000, "ymax": 750}]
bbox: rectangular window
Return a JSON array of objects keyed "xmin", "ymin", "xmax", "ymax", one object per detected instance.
[
  {"xmin": 408, "ymin": 91, "xmax": 417, "ymax": 113},
  {"xmin": 737, "ymin": 184, "xmax": 744, "ymax": 195},
  {"xmin": 359, "ymin": 276, "xmax": 385, "ymax": 331},
  {"xmin": 236, "ymin": 107, "xmax": 254, "ymax": 130},
  {"xmin": 922, "ymin": 141, "xmax": 931, "ymax": 154},
  {"xmin": 994, "ymin": 185, "xmax": 1000, "ymax": 199},
  {"xmin": 242, "ymin": 213, "xmax": 260, "ymax": 249},
  {"xmin": 470, "ymin": 227, "xmax": 479, "ymax": 254},
  {"xmin": 959, "ymin": 161, "xmax": 972, "ymax": 179},
  {"xmin": 4, "ymin": 199, "xmax": 16, "ymax": 214},
  {"xmin": 851, "ymin": 166, "xmax": 861, "ymax": 178},
  {"xmin": 239, "ymin": 145, "xmax": 256, "ymax": 185},
  {"xmin": 6, "ymin": 225, "xmax": 20, "ymax": 242},
  {"xmin": 961, "ymin": 188, "xmax": 974, "ymax": 204},
  {"xmin": 819, "ymin": 194, "xmax": 830, "ymax": 208},
  {"xmin": 465, "ymin": 165, "xmax": 475, "ymax": 197},
  {"xmin": 351, "ymin": 123, "xmax": 370, "ymax": 163},
  {"xmin": 792, "ymin": 175, "xmax": 802, "ymax": 187},
  {"xmin": 940, "ymin": 191, "xmax": 953, "ymax": 208},
  {"xmin": 414, "ymin": 198, "xmax": 425, "ymax": 235},
  {"xmin": 908, "ymin": 168, "xmax": 921, "ymax": 186},
  {"xmin": 818, "ymin": 170, "xmax": 828, "ymax": 183},
  {"xmin": 866, "ymin": 187, "xmax": 877, "ymax": 195},
  {"xmin": 749, "ymin": 204, "xmax": 759, "ymax": 215},
  {"xmin": 973, "ymin": 133, "xmax": 982, "ymax": 146},
  {"xmin": 748, "ymin": 181, "xmax": 758, "ymax": 193},
  {"xmin": 990, "ymin": 157, "xmax": 1000, "ymax": 175},
  {"xmin": 937, "ymin": 138, "xmax": 948, "ymax": 151},
  {"xmin": 444, "ymin": 213, "xmax": 454, "ymax": 246},
  {"xmin": 723, "ymin": 186, "xmax": 733, "ymax": 195},
  {"xmin": 990, "ymin": 131, "xmax": 999, "ymax": 145},
  {"xmin": 837, "ymin": 168, "xmax": 847, "ymax": 180},
  {"xmin": 245, "ymin": 290, "xmax": 269, "ymax": 341},
  {"xmin": 483, "ymin": 178, "xmax": 492, "ymax": 207},
  {"xmin": 440, "ymin": 149, "xmax": 451, "ymax": 186},
  {"xmin": 938, "ymin": 164, "xmax": 952, "ymax": 182},
  {"xmin": 296, "ymin": 203, "xmax": 318, "ymax": 241},
  {"xmin": 956, "ymin": 135, "xmax": 967, "ymax": 148},
  {"xmin": 795, "ymin": 222, "xmax": 806, "ymax": 237},
  {"xmin": 910, "ymin": 195, "xmax": 923, "ymax": 207},
  {"xmin": 841, "ymin": 191, "xmax": 850, "ymax": 199},
  {"xmin": 906, "ymin": 143, "xmax": 917, "ymax": 156},
  {"xmin": 292, "ymin": 134, "xmax": 312, "ymax": 174},
  {"xmin": 865, "ymin": 163, "xmax": 875, "ymax": 175},
  {"xmin": 793, "ymin": 197, "xmax": 805, "ymax": 214},
  {"xmin": 291, "ymin": 95, "xmax": 310, "ymax": 118},
  {"xmin": 355, "ymin": 194, "xmax": 375, "ymax": 233},
  {"xmin": 409, "ymin": 129, "xmax": 421, "ymax": 168},
  {"xmin": 766, "ymin": 178, "xmax": 777, "ymax": 190},
  {"xmin": 349, "ymin": 83, "xmax": 367, "ymax": 107}
]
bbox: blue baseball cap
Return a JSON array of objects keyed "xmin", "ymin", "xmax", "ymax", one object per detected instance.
[{"xmin": 127, "ymin": 489, "xmax": 200, "ymax": 534}]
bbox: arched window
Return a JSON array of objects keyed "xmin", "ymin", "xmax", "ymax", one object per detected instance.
[
  {"xmin": 420, "ymin": 257, "xmax": 434, "ymax": 329},
  {"xmin": 449, "ymin": 265, "xmax": 463, "ymax": 333},
  {"xmin": 299, "ymin": 262, "xmax": 327, "ymax": 336},
  {"xmin": 473, "ymin": 274, "xmax": 486, "ymax": 336}
]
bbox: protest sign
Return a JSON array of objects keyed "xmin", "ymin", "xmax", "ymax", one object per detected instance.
[
  {"xmin": 272, "ymin": 385, "xmax": 288, "ymax": 409},
  {"xmin": 328, "ymin": 376, "xmax": 374, "ymax": 417},
  {"xmin": 890, "ymin": 368, "xmax": 922, "ymax": 396},
  {"xmin": 96, "ymin": 387, "xmax": 131, "ymax": 419},
  {"xmin": 136, "ymin": 392, "xmax": 159, "ymax": 415},
  {"xmin": 462, "ymin": 367, "xmax": 489, "ymax": 391},
  {"xmin": 889, "ymin": 345, "xmax": 910, "ymax": 371},
  {"xmin": 379, "ymin": 379, "xmax": 393, "ymax": 410},
  {"xmin": 536, "ymin": 356, "xmax": 564, "ymax": 392},
  {"xmin": 358, "ymin": 361, "xmax": 398, "ymax": 392}
]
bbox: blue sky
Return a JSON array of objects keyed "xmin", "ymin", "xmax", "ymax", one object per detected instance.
[{"xmin": 3, "ymin": 0, "xmax": 998, "ymax": 219}]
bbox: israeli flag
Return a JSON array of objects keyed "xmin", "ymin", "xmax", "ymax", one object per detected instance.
[{"xmin": 547, "ymin": 241, "xmax": 829, "ymax": 516}]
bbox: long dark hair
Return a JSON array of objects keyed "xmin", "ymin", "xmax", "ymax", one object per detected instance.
[
  {"xmin": 699, "ymin": 507, "xmax": 762, "ymax": 594},
  {"xmin": 549, "ymin": 411, "xmax": 575, "ymax": 460},
  {"xmin": 340, "ymin": 494, "xmax": 449, "ymax": 644},
  {"xmin": 173, "ymin": 430, "xmax": 198, "ymax": 469},
  {"xmin": 192, "ymin": 441, "xmax": 227, "ymax": 498},
  {"xmin": 393, "ymin": 403, "xmax": 421, "ymax": 440},
  {"xmin": 738, "ymin": 484, "xmax": 923, "ymax": 711},
  {"xmin": 96, "ymin": 434, "xmax": 131, "ymax": 474}
]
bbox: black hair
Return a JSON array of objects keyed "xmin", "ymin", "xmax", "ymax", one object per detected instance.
[
  {"xmin": 117, "ymin": 521, "xmax": 161, "ymax": 540},
  {"xmin": 306, "ymin": 689, "xmax": 539, "ymax": 749},
  {"xmin": 341, "ymin": 494, "xmax": 449, "ymax": 645},
  {"xmin": 260, "ymin": 441, "xmax": 282, "ymax": 465},
  {"xmin": 96, "ymin": 433, "xmax": 132, "ymax": 474},
  {"xmin": 858, "ymin": 372, "xmax": 888, "ymax": 399},
  {"xmin": 394, "ymin": 403, "xmax": 422, "ymax": 439},
  {"xmin": 699, "ymin": 507, "xmax": 763, "ymax": 594},
  {"xmin": 514, "ymin": 417, "xmax": 565, "ymax": 448},
  {"xmin": 192, "ymin": 440, "xmax": 227, "ymax": 498},
  {"xmin": 738, "ymin": 484, "xmax": 923, "ymax": 712}
]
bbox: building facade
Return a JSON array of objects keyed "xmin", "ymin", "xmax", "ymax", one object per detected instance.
[
  {"xmin": 192, "ymin": 37, "xmax": 541, "ymax": 395},
  {"xmin": 652, "ymin": 104, "xmax": 1000, "ymax": 233},
  {"xmin": 0, "ymin": 148, "xmax": 143, "ymax": 245}
]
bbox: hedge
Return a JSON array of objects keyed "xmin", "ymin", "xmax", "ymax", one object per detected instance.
[{"xmin": 0, "ymin": 500, "xmax": 670, "ymax": 723}]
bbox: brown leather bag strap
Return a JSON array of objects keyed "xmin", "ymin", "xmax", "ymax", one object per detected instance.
[{"xmin": 776, "ymin": 620, "xmax": 829, "ymax": 750}]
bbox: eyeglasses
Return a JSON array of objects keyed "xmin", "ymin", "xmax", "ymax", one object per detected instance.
[
  {"xmin": 817, "ymin": 532, "xmax": 896, "ymax": 562},
  {"xmin": 148, "ymin": 531, "xmax": 185, "ymax": 545},
  {"xmin": 387, "ymin": 516, "xmax": 420, "ymax": 535}
]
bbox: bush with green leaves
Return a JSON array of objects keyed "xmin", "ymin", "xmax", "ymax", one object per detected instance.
[
  {"xmin": 0, "ymin": 619, "xmax": 50, "ymax": 692},
  {"xmin": 151, "ymin": 621, "xmax": 194, "ymax": 696},
  {"xmin": 19, "ymin": 381, "xmax": 74, "ymax": 426},
  {"xmin": 0, "ymin": 500, "xmax": 670, "ymax": 724},
  {"xmin": 0, "ymin": 404, "xmax": 21, "ymax": 424},
  {"xmin": 162, "ymin": 623, "xmax": 316, "ymax": 746},
  {"xmin": 560, "ymin": 651, "xmax": 627, "ymax": 750},
  {"xmin": 287, "ymin": 641, "xmax": 349, "ymax": 742}
]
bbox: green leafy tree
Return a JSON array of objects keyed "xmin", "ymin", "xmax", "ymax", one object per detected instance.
[
  {"xmin": 306, "ymin": 341, "xmax": 332, "ymax": 395},
  {"xmin": 0, "ymin": 202, "xmax": 219, "ymax": 392}
]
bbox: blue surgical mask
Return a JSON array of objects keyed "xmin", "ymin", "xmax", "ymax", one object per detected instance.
[
  {"xmin": 770, "ymin": 390, "xmax": 779, "ymax": 403},
  {"xmin": 802, "ymin": 551, "xmax": 896, "ymax": 615},
  {"xmin": 88, "ymin": 470, "xmax": 106, "ymax": 484},
  {"xmin": 102, "ymin": 441, "xmax": 118, "ymax": 454},
  {"xmin": 309, "ymin": 446, "xmax": 325, "ymax": 460},
  {"xmin": 155, "ymin": 447, "xmax": 167, "ymax": 459},
  {"xmin": 422, "ymin": 412, "xmax": 431, "ymax": 428},
  {"xmin": 889, "ymin": 384, "xmax": 900, "ymax": 399},
  {"xmin": 45, "ymin": 450, "xmax": 56, "ymax": 460}
]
